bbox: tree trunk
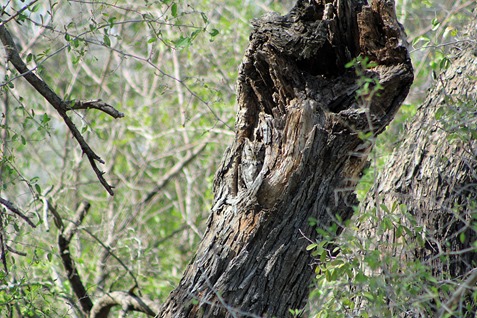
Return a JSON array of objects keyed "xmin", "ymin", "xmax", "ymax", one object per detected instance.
[
  {"xmin": 159, "ymin": 0, "xmax": 413, "ymax": 317},
  {"xmin": 358, "ymin": 23, "xmax": 477, "ymax": 316}
]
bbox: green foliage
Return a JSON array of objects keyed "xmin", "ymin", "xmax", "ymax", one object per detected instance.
[
  {"xmin": 312, "ymin": 2, "xmax": 477, "ymax": 316},
  {"xmin": 0, "ymin": 0, "xmax": 294, "ymax": 316},
  {"xmin": 307, "ymin": 202, "xmax": 471, "ymax": 317}
]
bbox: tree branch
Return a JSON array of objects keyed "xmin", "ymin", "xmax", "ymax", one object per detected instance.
[
  {"xmin": 66, "ymin": 99, "xmax": 124, "ymax": 119},
  {"xmin": 141, "ymin": 142, "xmax": 208, "ymax": 205},
  {"xmin": 90, "ymin": 291, "xmax": 160, "ymax": 318},
  {"xmin": 0, "ymin": 22, "xmax": 116, "ymax": 195},
  {"xmin": 55, "ymin": 201, "xmax": 94, "ymax": 315},
  {"xmin": 0, "ymin": 196, "xmax": 36, "ymax": 228},
  {"xmin": 0, "ymin": 1, "xmax": 40, "ymax": 25},
  {"xmin": 439, "ymin": 268, "xmax": 477, "ymax": 317}
]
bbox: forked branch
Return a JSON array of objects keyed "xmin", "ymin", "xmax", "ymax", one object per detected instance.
[
  {"xmin": 53, "ymin": 201, "xmax": 94, "ymax": 315},
  {"xmin": 0, "ymin": 22, "xmax": 120, "ymax": 195}
]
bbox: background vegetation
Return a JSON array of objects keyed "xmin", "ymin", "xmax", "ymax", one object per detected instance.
[{"xmin": 0, "ymin": 0, "xmax": 475, "ymax": 317}]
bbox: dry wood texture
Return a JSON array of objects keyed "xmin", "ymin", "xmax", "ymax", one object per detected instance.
[{"xmin": 159, "ymin": 0, "xmax": 413, "ymax": 316}]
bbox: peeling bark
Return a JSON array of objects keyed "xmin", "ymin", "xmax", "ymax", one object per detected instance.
[{"xmin": 159, "ymin": 0, "xmax": 413, "ymax": 317}]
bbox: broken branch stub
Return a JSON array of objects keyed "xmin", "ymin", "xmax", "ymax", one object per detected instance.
[{"xmin": 159, "ymin": 0, "xmax": 413, "ymax": 317}]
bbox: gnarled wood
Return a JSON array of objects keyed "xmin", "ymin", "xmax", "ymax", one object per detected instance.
[{"xmin": 160, "ymin": 0, "xmax": 413, "ymax": 316}]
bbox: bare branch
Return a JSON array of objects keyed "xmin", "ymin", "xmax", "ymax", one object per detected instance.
[
  {"xmin": 0, "ymin": 196, "xmax": 36, "ymax": 228},
  {"xmin": 63, "ymin": 201, "xmax": 91, "ymax": 242},
  {"xmin": 90, "ymin": 291, "xmax": 160, "ymax": 318},
  {"xmin": 56, "ymin": 201, "xmax": 94, "ymax": 315},
  {"xmin": 142, "ymin": 142, "xmax": 208, "ymax": 205},
  {"xmin": 66, "ymin": 99, "xmax": 125, "ymax": 119},
  {"xmin": 5, "ymin": 244, "xmax": 27, "ymax": 256},
  {"xmin": 0, "ymin": 22, "xmax": 115, "ymax": 195},
  {"xmin": 0, "ymin": 229, "xmax": 7, "ymax": 274},
  {"xmin": 439, "ymin": 268, "xmax": 477, "ymax": 317},
  {"xmin": 81, "ymin": 226, "xmax": 140, "ymax": 289}
]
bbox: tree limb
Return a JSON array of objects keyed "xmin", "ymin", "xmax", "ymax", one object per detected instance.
[
  {"xmin": 90, "ymin": 291, "xmax": 160, "ymax": 318},
  {"xmin": 0, "ymin": 22, "xmax": 116, "ymax": 195},
  {"xmin": 56, "ymin": 201, "xmax": 94, "ymax": 315},
  {"xmin": 66, "ymin": 99, "xmax": 124, "ymax": 119}
]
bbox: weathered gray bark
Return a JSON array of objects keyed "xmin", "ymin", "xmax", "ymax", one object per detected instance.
[
  {"xmin": 159, "ymin": 0, "xmax": 413, "ymax": 317},
  {"xmin": 358, "ymin": 24, "xmax": 477, "ymax": 316}
]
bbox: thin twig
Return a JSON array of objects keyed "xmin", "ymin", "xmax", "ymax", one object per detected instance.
[
  {"xmin": 142, "ymin": 142, "xmax": 208, "ymax": 205},
  {"xmin": 81, "ymin": 227, "xmax": 140, "ymax": 290},
  {"xmin": 5, "ymin": 244, "xmax": 27, "ymax": 256},
  {"xmin": 438, "ymin": 268, "xmax": 477, "ymax": 317},
  {"xmin": 0, "ymin": 0, "xmax": 39, "ymax": 25}
]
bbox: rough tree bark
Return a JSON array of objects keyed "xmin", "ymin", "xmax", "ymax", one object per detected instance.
[
  {"xmin": 159, "ymin": 0, "xmax": 413, "ymax": 317},
  {"xmin": 359, "ymin": 23, "xmax": 477, "ymax": 316}
]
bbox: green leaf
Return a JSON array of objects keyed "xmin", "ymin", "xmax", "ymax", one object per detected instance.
[
  {"xmin": 431, "ymin": 18, "xmax": 440, "ymax": 31},
  {"xmin": 201, "ymin": 12, "xmax": 209, "ymax": 24},
  {"xmin": 34, "ymin": 184, "xmax": 41, "ymax": 195},
  {"xmin": 435, "ymin": 107, "xmax": 445, "ymax": 120},
  {"xmin": 171, "ymin": 3, "xmax": 178, "ymax": 17},
  {"xmin": 440, "ymin": 57, "xmax": 451, "ymax": 70},
  {"xmin": 380, "ymin": 204, "xmax": 389, "ymax": 213},
  {"xmin": 103, "ymin": 34, "xmax": 111, "ymax": 47},
  {"xmin": 173, "ymin": 36, "xmax": 191, "ymax": 49},
  {"xmin": 395, "ymin": 225, "xmax": 403, "ymax": 238},
  {"xmin": 306, "ymin": 243, "xmax": 317, "ymax": 251},
  {"xmin": 31, "ymin": 4, "xmax": 40, "ymax": 12},
  {"xmin": 460, "ymin": 232, "xmax": 466, "ymax": 244},
  {"xmin": 41, "ymin": 113, "xmax": 51, "ymax": 124},
  {"xmin": 355, "ymin": 271, "xmax": 367, "ymax": 283},
  {"xmin": 209, "ymin": 28, "xmax": 219, "ymax": 37},
  {"xmin": 412, "ymin": 36, "xmax": 430, "ymax": 47},
  {"xmin": 345, "ymin": 59, "xmax": 356, "ymax": 69},
  {"xmin": 190, "ymin": 29, "xmax": 202, "ymax": 40},
  {"xmin": 363, "ymin": 292, "xmax": 375, "ymax": 301}
]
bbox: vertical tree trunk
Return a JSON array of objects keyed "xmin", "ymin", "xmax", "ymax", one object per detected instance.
[
  {"xmin": 159, "ymin": 0, "xmax": 413, "ymax": 317},
  {"xmin": 358, "ymin": 23, "xmax": 477, "ymax": 316}
]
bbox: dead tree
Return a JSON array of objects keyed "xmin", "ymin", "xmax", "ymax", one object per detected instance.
[{"xmin": 158, "ymin": 0, "xmax": 413, "ymax": 317}]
